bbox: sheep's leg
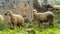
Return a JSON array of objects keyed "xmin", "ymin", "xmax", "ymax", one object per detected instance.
[
  {"xmin": 17, "ymin": 23, "xmax": 22, "ymax": 28},
  {"xmin": 10, "ymin": 23, "xmax": 16, "ymax": 29},
  {"xmin": 38, "ymin": 21, "xmax": 42, "ymax": 28},
  {"xmin": 49, "ymin": 19, "xmax": 54, "ymax": 27},
  {"xmin": 40, "ymin": 22, "xmax": 43, "ymax": 27},
  {"xmin": 17, "ymin": 24, "xmax": 20, "ymax": 28},
  {"xmin": 20, "ymin": 23, "xmax": 24, "ymax": 27},
  {"xmin": 38, "ymin": 22, "xmax": 40, "ymax": 27},
  {"xmin": 39, "ymin": 21, "xmax": 43, "ymax": 31},
  {"xmin": 10, "ymin": 20, "xmax": 17, "ymax": 29},
  {"xmin": 13, "ymin": 24, "xmax": 16, "ymax": 28},
  {"xmin": 17, "ymin": 22, "xmax": 24, "ymax": 28},
  {"xmin": 37, "ymin": 20, "xmax": 40, "ymax": 27}
]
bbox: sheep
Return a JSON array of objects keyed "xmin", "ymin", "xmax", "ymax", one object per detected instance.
[
  {"xmin": 32, "ymin": 9, "xmax": 55, "ymax": 28},
  {"xmin": 5, "ymin": 10, "xmax": 24, "ymax": 28},
  {"xmin": 0, "ymin": 15, "xmax": 4, "ymax": 23},
  {"xmin": 52, "ymin": 5, "xmax": 60, "ymax": 10}
]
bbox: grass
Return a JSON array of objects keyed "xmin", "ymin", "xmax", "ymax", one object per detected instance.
[{"xmin": 0, "ymin": 27, "xmax": 60, "ymax": 34}]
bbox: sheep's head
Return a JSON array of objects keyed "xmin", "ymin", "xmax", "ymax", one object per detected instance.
[{"xmin": 5, "ymin": 10, "xmax": 13, "ymax": 16}]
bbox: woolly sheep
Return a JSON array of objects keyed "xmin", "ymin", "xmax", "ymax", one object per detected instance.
[
  {"xmin": 32, "ymin": 9, "xmax": 55, "ymax": 28},
  {"xmin": 5, "ymin": 10, "xmax": 24, "ymax": 28},
  {"xmin": 0, "ymin": 15, "xmax": 4, "ymax": 23}
]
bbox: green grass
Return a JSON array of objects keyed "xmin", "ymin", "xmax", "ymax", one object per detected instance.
[{"xmin": 0, "ymin": 17, "xmax": 59, "ymax": 34}]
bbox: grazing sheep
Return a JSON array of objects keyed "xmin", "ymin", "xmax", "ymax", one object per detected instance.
[
  {"xmin": 32, "ymin": 9, "xmax": 55, "ymax": 28},
  {"xmin": 5, "ymin": 10, "xmax": 24, "ymax": 28},
  {"xmin": 0, "ymin": 15, "xmax": 4, "ymax": 23}
]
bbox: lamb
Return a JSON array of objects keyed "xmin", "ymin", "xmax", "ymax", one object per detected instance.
[
  {"xmin": 32, "ymin": 9, "xmax": 55, "ymax": 28},
  {"xmin": 5, "ymin": 10, "xmax": 24, "ymax": 28}
]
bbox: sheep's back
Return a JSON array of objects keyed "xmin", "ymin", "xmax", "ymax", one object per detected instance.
[
  {"xmin": 35, "ymin": 11, "xmax": 54, "ymax": 21},
  {"xmin": 14, "ymin": 14, "xmax": 24, "ymax": 23},
  {"xmin": 43, "ymin": 11, "xmax": 54, "ymax": 17},
  {"xmin": 35, "ymin": 13, "xmax": 47, "ymax": 21},
  {"xmin": 43, "ymin": 11, "xmax": 54, "ymax": 20}
]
